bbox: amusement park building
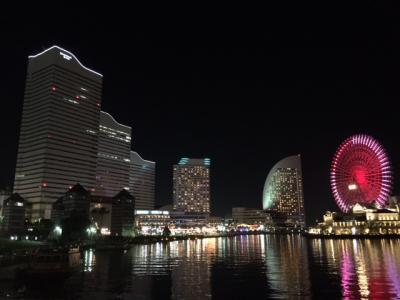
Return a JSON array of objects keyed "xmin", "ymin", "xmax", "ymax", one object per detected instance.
[{"xmin": 308, "ymin": 204, "xmax": 400, "ymax": 236}]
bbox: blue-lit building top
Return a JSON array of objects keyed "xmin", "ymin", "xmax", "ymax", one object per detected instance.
[{"xmin": 178, "ymin": 158, "xmax": 211, "ymax": 166}]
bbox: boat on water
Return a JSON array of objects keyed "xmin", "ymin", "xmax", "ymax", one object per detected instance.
[{"xmin": 23, "ymin": 246, "xmax": 82, "ymax": 278}]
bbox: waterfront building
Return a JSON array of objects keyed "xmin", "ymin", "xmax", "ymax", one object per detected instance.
[
  {"xmin": 134, "ymin": 209, "xmax": 171, "ymax": 235},
  {"xmin": 13, "ymin": 46, "xmax": 103, "ymax": 220},
  {"xmin": 308, "ymin": 204, "xmax": 400, "ymax": 236},
  {"xmin": 90, "ymin": 195, "xmax": 113, "ymax": 235},
  {"xmin": 110, "ymin": 189, "xmax": 135, "ymax": 236},
  {"xmin": 232, "ymin": 207, "xmax": 272, "ymax": 225},
  {"xmin": 173, "ymin": 158, "xmax": 210, "ymax": 218},
  {"xmin": 51, "ymin": 183, "xmax": 91, "ymax": 224},
  {"xmin": 129, "ymin": 151, "xmax": 156, "ymax": 210},
  {"xmin": 207, "ymin": 216, "xmax": 223, "ymax": 227},
  {"xmin": 263, "ymin": 155, "xmax": 305, "ymax": 227},
  {"xmin": 95, "ymin": 111, "xmax": 131, "ymax": 197},
  {"xmin": 0, "ymin": 193, "xmax": 26, "ymax": 234},
  {"xmin": 0, "ymin": 189, "xmax": 12, "ymax": 211}
]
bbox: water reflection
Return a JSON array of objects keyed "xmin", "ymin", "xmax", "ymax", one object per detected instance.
[
  {"xmin": 264, "ymin": 234, "xmax": 311, "ymax": 298},
  {"xmin": 1, "ymin": 235, "xmax": 400, "ymax": 299},
  {"xmin": 171, "ymin": 239, "xmax": 213, "ymax": 299},
  {"xmin": 310, "ymin": 238, "xmax": 400, "ymax": 299},
  {"xmin": 83, "ymin": 248, "xmax": 95, "ymax": 272}
]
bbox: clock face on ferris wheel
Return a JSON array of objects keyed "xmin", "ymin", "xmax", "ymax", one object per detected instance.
[{"xmin": 330, "ymin": 134, "xmax": 392, "ymax": 212}]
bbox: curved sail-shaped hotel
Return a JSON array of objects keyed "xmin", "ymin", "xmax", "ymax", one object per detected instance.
[{"xmin": 263, "ymin": 155, "xmax": 305, "ymax": 227}]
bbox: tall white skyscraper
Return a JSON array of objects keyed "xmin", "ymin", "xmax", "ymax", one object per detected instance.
[
  {"xmin": 95, "ymin": 111, "xmax": 131, "ymax": 197},
  {"xmin": 14, "ymin": 46, "xmax": 102, "ymax": 219}
]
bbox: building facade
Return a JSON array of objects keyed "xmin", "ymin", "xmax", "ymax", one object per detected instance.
[
  {"xmin": 263, "ymin": 155, "xmax": 305, "ymax": 227},
  {"xmin": 0, "ymin": 189, "xmax": 12, "ymax": 210},
  {"xmin": 129, "ymin": 151, "xmax": 155, "ymax": 210},
  {"xmin": 95, "ymin": 111, "xmax": 131, "ymax": 197},
  {"xmin": 1, "ymin": 193, "xmax": 26, "ymax": 234},
  {"xmin": 13, "ymin": 46, "xmax": 103, "ymax": 220},
  {"xmin": 90, "ymin": 195, "xmax": 113, "ymax": 235},
  {"xmin": 51, "ymin": 183, "xmax": 91, "ymax": 224},
  {"xmin": 232, "ymin": 207, "xmax": 271, "ymax": 225},
  {"xmin": 134, "ymin": 209, "xmax": 171, "ymax": 235},
  {"xmin": 173, "ymin": 158, "xmax": 210, "ymax": 217},
  {"xmin": 308, "ymin": 204, "xmax": 400, "ymax": 236},
  {"xmin": 111, "ymin": 189, "xmax": 135, "ymax": 236}
]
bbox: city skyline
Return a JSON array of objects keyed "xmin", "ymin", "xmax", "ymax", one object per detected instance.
[
  {"xmin": 1, "ymin": 7, "xmax": 400, "ymax": 300},
  {"xmin": 1, "ymin": 14, "xmax": 400, "ymax": 224}
]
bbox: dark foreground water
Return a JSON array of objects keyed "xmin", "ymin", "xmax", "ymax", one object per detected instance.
[{"xmin": 1, "ymin": 235, "xmax": 400, "ymax": 299}]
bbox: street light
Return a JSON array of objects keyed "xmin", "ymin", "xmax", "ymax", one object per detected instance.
[{"xmin": 54, "ymin": 225, "xmax": 62, "ymax": 236}]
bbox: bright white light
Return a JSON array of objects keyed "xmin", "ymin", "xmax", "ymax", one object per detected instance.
[
  {"xmin": 28, "ymin": 46, "xmax": 103, "ymax": 77},
  {"xmin": 54, "ymin": 226, "xmax": 62, "ymax": 235},
  {"xmin": 100, "ymin": 227, "xmax": 111, "ymax": 235},
  {"xmin": 217, "ymin": 225, "xmax": 226, "ymax": 231},
  {"xmin": 59, "ymin": 51, "xmax": 72, "ymax": 60},
  {"xmin": 348, "ymin": 184, "xmax": 357, "ymax": 190}
]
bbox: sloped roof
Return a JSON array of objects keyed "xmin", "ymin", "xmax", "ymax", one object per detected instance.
[
  {"xmin": 68, "ymin": 183, "xmax": 89, "ymax": 195},
  {"xmin": 112, "ymin": 189, "xmax": 135, "ymax": 201},
  {"xmin": 4, "ymin": 193, "xmax": 25, "ymax": 205}
]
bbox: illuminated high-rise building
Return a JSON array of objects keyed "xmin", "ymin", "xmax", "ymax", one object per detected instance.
[
  {"xmin": 173, "ymin": 158, "xmax": 210, "ymax": 216},
  {"xmin": 95, "ymin": 111, "xmax": 131, "ymax": 197},
  {"xmin": 129, "ymin": 151, "xmax": 156, "ymax": 210},
  {"xmin": 13, "ymin": 46, "xmax": 102, "ymax": 219},
  {"xmin": 262, "ymin": 155, "xmax": 305, "ymax": 226}
]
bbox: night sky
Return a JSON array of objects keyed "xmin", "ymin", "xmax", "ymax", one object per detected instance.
[{"xmin": 1, "ymin": 5, "xmax": 400, "ymax": 224}]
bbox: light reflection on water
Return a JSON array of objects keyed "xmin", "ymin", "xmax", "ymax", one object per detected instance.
[{"xmin": 2, "ymin": 235, "xmax": 400, "ymax": 299}]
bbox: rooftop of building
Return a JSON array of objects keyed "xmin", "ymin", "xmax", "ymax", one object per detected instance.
[
  {"xmin": 68, "ymin": 183, "xmax": 89, "ymax": 195},
  {"xmin": 176, "ymin": 158, "xmax": 211, "ymax": 166},
  {"xmin": 112, "ymin": 189, "xmax": 135, "ymax": 201},
  {"xmin": 4, "ymin": 193, "xmax": 25, "ymax": 206},
  {"xmin": 100, "ymin": 111, "xmax": 132, "ymax": 134},
  {"xmin": 29, "ymin": 45, "xmax": 103, "ymax": 78},
  {"xmin": 130, "ymin": 151, "xmax": 155, "ymax": 166}
]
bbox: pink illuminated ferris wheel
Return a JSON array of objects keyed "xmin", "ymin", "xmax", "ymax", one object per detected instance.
[{"xmin": 330, "ymin": 134, "xmax": 392, "ymax": 212}]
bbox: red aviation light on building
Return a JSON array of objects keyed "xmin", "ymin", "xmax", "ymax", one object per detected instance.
[
  {"xmin": 90, "ymin": 188, "xmax": 95, "ymax": 193},
  {"xmin": 52, "ymin": 86, "xmax": 56, "ymax": 91},
  {"xmin": 42, "ymin": 182, "xmax": 48, "ymax": 188},
  {"xmin": 330, "ymin": 134, "xmax": 392, "ymax": 212}
]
